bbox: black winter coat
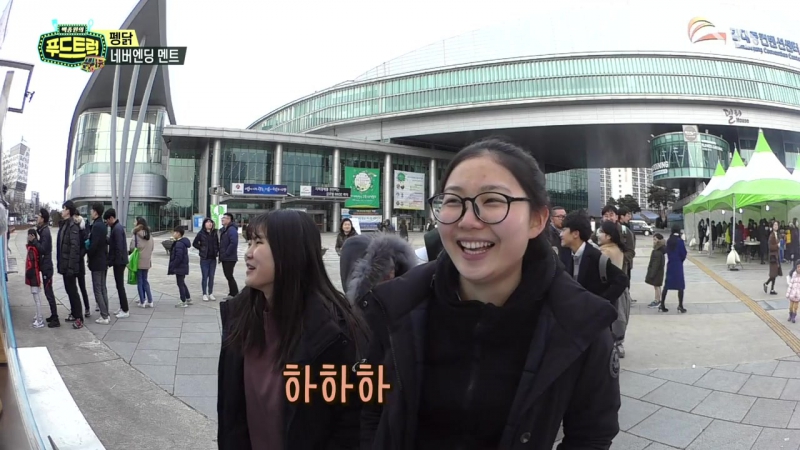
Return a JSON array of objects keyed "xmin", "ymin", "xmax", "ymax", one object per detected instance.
[
  {"xmin": 86, "ymin": 219, "xmax": 109, "ymax": 272},
  {"xmin": 219, "ymin": 223, "xmax": 239, "ymax": 262},
  {"xmin": 561, "ymin": 242, "xmax": 628, "ymax": 304},
  {"xmin": 108, "ymin": 221, "xmax": 129, "ymax": 267},
  {"xmin": 168, "ymin": 237, "xmax": 191, "ymax": 276},
  {"xmin": 359, "ymin": 246, "xmax": 621, "ymax": 450},
  {"xmin": 192, "ymin": 229, "xmax": 219, "ymax": 260},
  {"xmin": 645, "ymin": 241, "xmax": 667, "ymax": 287},
  {"xmin": 217, "ymin": 288, "xmax": 366, "ymax": 449},
  {"xmin": 57, "ymin": 218, "xmax": 82, "ymax": 276},
  {"xmin": 36, "ymin": 224, "xmax": 54, "ymax": 274}
]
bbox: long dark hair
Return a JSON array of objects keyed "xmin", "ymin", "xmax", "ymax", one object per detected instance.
[
  {"xmin": 225, "ymin": 210, "xmax": 368, "ymax": 366},
  {"xmin": 135, "ymin": 217, "xmax": 151, "ymax": 240},
  {"xmin": 439, "ymin": 137, "xmax": 551, "ymax": 256},
  {"xmin": 338, "ymin": 218, "xmax": 355, "ymax": 238},
  {"xmin": 599, "ymin": 220, "xmax": 626, "ymax": 253}
]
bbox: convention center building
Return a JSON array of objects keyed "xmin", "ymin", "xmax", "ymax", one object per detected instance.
[{"xmin": 65, "ymin": 0, "xmax": 800, "ymax": 232}]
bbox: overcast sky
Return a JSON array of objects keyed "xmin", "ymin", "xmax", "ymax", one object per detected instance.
[{"xmin": 0, "ymin": 0, "xmax": 566, "ymax": 207}]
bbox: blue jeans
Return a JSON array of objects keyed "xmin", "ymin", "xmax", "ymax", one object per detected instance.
[
  {"xmin": 137, "ymin": 269, "xmax": 153, "ymax": 304},
  {"xmin": 200, "ymin": 259, "xmax": 216, "ymax": 295}
]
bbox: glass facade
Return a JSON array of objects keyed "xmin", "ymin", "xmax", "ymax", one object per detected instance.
[
  {"xmin": 161, "ymin": 150, "xmax": 201, "ymax": 230},
  {"xmin": 253, "ymin": 56, "xmax": 800, "ymax": 134},
  {"xmin": 651, "ymin": 133, "xmax": 730, "ymax": 182},
  {"xmin": 545, "ymin": 169, "xmax": 589, "ymax": 213},
  {"xmin": 70, "ymin": 109, "xmax": 166, "ymax": 181}
]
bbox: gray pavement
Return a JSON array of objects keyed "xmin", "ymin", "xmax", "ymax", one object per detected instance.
[{"xmin": 8, "ymin": 228, "xmax": 800, "ymax": 449}]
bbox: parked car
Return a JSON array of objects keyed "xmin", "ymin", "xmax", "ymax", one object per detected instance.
[{"xmin": 629, "ymin": 219, "xmax": 654, "ymax": 236}]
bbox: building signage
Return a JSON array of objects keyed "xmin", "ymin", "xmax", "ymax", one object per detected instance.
[
  {"xmin": 393, "ymin": 170, "xmax": 426, "ymax": 211},
  {"xmin": 651, "ymin": 161, "xmax": 670, "ymax": 177},
  {"xmin": 682, "ymin": 125, "xmax": 699, "ymax": 142},
  {"xmin": 688, "ymin": 17, "xmax": 800, "ymax": 64},
  {"xmin": 299, "ymin": 185, "xmax": 351, "ymax": 198},
  {"xmin": 344, "ymin": 167, "xmax": 380, "ymax": 209},
  {"xmin": 231, "ymin": 183, "xmax": 288, "ymax": 196},
  {"xmin": 723, "ymin": 108, "xmax": 748, "ymax": 125}
]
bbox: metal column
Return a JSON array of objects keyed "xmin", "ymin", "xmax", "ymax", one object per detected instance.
[
  {"xmin": 0, "ymin": 72, "xmax": 13, "ymax": 182},
  {"xmin": 428, "ymin": 158, "xmax": 438, "ymax": 219},
  {"xmin": 109, "ymin": 65, "xmax": 121, "ymax": 212},
  {"xmin": 332, "ymin": 148, "xmax": 341, "ymax": 233},
  {"xmin": 383, "ymin": 153, "xmax": 393, "ymax": 221},
  {"xmin": 210, "ymin": 139, "xmax": 221, "ymax": 207},
  {"xmin": 273, "ymin": 143, "xmax": 283, "ymax": 210},
  {"xmin": 198, "ymin": 140, "xmax": 210, "ymax": 216}
]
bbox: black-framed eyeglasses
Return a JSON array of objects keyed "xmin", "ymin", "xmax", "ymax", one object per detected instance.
[{"xmin": 427, "ymin": 192, "xmax": 531, "ymax": 225}]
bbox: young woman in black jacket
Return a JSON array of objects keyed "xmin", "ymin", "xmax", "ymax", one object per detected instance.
[
  {"xmin": 217, "ymin": 210, "xmax": 369, "ymax": 449},
  {"xmin": 358, "ymin": 137, "xmax": 620, "ymax": 449},
  {"xmin": 192, "ymin": 218, "xmax": 219, "ymax": 302}
]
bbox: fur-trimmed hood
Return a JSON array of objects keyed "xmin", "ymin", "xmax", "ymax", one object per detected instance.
[{"xmin": 340, "ymin": 233, "xmax": 419, "ymax": 304}]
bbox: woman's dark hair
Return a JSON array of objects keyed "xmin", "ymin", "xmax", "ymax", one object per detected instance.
[
  {"xmin": 599, "ymin": 220, "xmax": 626, "ymax": 253},
  {"xmin": 667, "ymin": 227, "xmax": 683, "ymax": 253},
  {"xmin": 671, "ymin": 224, "xmax": 682, "ymax": 234},
  {"xmin": 653, "ymin": 233, "xmax": 664, "ymax": 240},
  {"xmin": 135, "ymin": 216, "xmax": 151, "ymax": 240},
  {"xmin": 438, "ymin": 137, "xmax": 551, "ymax": 254},
  {"xmin": 338, "ymin": 218, "xmax": 355, "ymax": 237},
  {"xmin": 228, "ymin": 210, "xmax": 368, "ymax": 367},
  {"xmin": 202, "ymin": 218, "xmax": 215, "ymax": 232}
]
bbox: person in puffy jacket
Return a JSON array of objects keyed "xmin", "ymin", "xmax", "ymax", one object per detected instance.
[
  {"xmin": 87, "ymin": 204, "xmax": 110, "ymax": 324},
  {"xmin": 335, "ymin": 218, "xmax": 358, "ymax": 255},
  {"xmin": 36, "ymin": 208, "xmax": 60, "ymax": 327},
  {"xmin": 192, "ymin": 218, "xmax": 219, "ymax": 302},
  {"xmin": 168, "ymin": 226, "xmax": 192, "ymax": 307},
  {"xmin": 130, "ymin": 217, "xmax": 155, "ymax": 307},
  {"xmin": 219, "ymin": 213, "xmax": 239, "ymax": 299},
  {"xmin": 103, "ymin": 208, "xmax": 130, "ymax": 318},
  {"xmin": 57, "ymin": 201, "xmax": 84, "ymax": 329}
]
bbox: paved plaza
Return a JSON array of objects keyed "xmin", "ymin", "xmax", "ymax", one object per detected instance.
[{"xmin": 6, "ymin": 228, "xmax": 800, "ymax": 449}]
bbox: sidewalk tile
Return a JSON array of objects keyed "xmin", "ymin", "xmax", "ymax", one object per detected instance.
[
  {"xmin": 124, "ymin": 313, "xmax": 152, "ymax": 323},
  {"xmin": 182, "ymin": 322, "xmax": 220, "ymax": 333},
  {"xmin": 178, "ymin": 396, "xmax": 217, "ymax": 421},
  {"xmin": 175, "ymin": 375, "xmax": 217, "ymax": 397},
  {"xmin": 739, "ymin": 375, "xmax": 788, "ymax": 399},
  {"xmin": 104, "ymin": 330, "xmax": 143, "ymax": 344},
  {"xmin": 774, "ymin": 361, "xmax": 800, "ymax": 379},
  {"xmin": 735, "ymin": 361, "xmax": 778, "ymax": 376},
  {"xmin": 742, "ymin": 398, "xmax": 796, "ymax": 428},
  {"xmin": 721, "ymin": 303, "xmax": 751, "ymax": 313},
  {"xmin": 159, "ymin": 384, "xmax": 174, "ymax": 395},
  {"xmin": 131, "ymin": 349, "xmax": 178, "ymax": 366},
  {"xmin": 133, "ymin": 364, "xmax": 176, "ymax": 385},
  {"xmin": 179, "ymin": 343, "xmax": 221, "ymax": 358},
  {"xmin": 180, "ymin": 332, "xmax": 221, "ymax": 344},
  {"xmin": 691, "ymin": 391, "xmax": 756, "ymax": 422},
  {"xmin": 642, "ymin": 382, "xmax": 711, "ymax": 412},
  {"xmin": 781, "ymin": 356, "xmax": 800, "ymax": 362},
  {"xmin": 788, "ymin": 407, "xmax": 800, "ymax": 429},
  {"xmin": 142, "ymin": 327, "xmax": 181, "ymax": 338},
  {"xmin": 686, "ymin": 420, "xmax": 761, "ymax": 450},
  {"xmin": 783, "ymin": 380, "xmax": 800, "ymax": 401},
  {"xmin": 620, "ymin": 371, "xmax": 667, "ymax": 399},
  {"xmin": 147, "ymin": 319, "xmax": 183, "ymax": 328},
  {"xmin": 109, "ymin": 321, "xmax": 147, "ymax": 332},
  {"xmin": 105, "ymin": 341, "xmax": 137, "ymax": 362},
  {"xmin": 176, "ymin": 357, "xmax": 219, "ymax": 375},
  {"xmin": 650, "ymin": 368, "xmax": 709, "ymax": 385},
  {"xmin": 641, "ymin": 444, "xmax": 678, "ymax": 450},
  {"xmin": 137, "ymin": 337, "xmax": 180, "ymax": 351},
  {"xmin": 629, "ymin": 408, "xmax": 711, "ymax": 448},
  {"xmin": 711, "ymin": 363, "xmax": 740, "ymax": 372},
  {"xmin": 184, "ymin": 307, "xmax": 217, "ymax": 316},
  {"xmin": 182, "ymin": 315, "xmax": 218, "ymax": 323},
  {"xmin": 619, "ymin": 397, "xmax": 660, "ymax": 431},
  {"xmin": 151, "ymin": 311, "xmax": 185, "ymax": 320},
  {"xmin": 693, "ymin": 369, "xmax": 750, "ymax": 393},
  {"xmin": 751, "ymin": 428, "xmax": 800, "ymax": 450},
  {"xmin": 609, "ymin": 431, "xmax": 650, "ymax": 450}
]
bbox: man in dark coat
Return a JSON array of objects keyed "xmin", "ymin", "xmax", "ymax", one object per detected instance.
[
  {"xmin": 57, "ymin": 201, "xmax": 84, "ymax": 329},
  {"xmin": 218, "ymin": 213, "xmax": 239, "ymax": 300},
  {"xmin": 103, "ymin": 208, "xmax": 129, "ymax": 318},
  {"xmin": 87, "ymin": 203, "xmax": 110, "ymax": 323},
  {"xmin": 36, "ymin": 208, "xmax": 60, "ymax": 327},
  {"xmin": 560, "ymin": 211, "xmax": 628, "ymax": 304}
]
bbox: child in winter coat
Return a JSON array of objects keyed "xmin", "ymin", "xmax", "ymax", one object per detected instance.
[
  {"xmin": 168, "ymin": 226, "xmax": 192, "ymax": 307},
  {"xmin": 25, "ymin": 229, "xmax": 44, "ymax": 328},
  {"xmin": 787, "ymin": 260, "xmax": 800, "ymax": 323}
]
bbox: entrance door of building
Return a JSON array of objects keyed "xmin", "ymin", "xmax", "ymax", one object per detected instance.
[{"xmin": 306, "ymin": 210, "xmax": 328, "ymax": 232}]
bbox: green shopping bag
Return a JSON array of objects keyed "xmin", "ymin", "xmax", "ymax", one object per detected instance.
[{"xmin": 127, "ymin": 248, "xmax": 140, "ymax": 285}]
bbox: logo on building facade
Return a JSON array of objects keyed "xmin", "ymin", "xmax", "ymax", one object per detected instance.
[
  {"xmin": 688, "ymin": 18, "xmax": 726, "ymax": 43},
  {"xmin": 723, "ymin": 108, "xmax": 749, "ymax": 125}
]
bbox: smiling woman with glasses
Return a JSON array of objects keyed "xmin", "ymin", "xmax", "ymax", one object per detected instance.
[{"xmin": 358, "ymin": 137, "xmax": 622, "ymax": 450}]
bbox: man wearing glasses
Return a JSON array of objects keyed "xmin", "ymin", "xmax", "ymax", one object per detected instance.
[{"xmin": 548, "ymin": 206, "xmax": 567, "ymax": 252}]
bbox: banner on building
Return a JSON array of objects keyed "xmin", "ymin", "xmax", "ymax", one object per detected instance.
[
  {"xmin": 393, "ymin": 170, "xmax": 425, "ymax": 210},
  {"xmin": 344, "ymin": 167, "xmax": 380, "ymax": 209},
  {"xmin": 210, "ymin": 204, "xmax": 227, "ymax": 229}
]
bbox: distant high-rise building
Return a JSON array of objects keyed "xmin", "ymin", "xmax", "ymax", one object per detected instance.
[
  {"xmin": 599, "ymin": 168, "xmax": 653, "ymax": 210},
  {"xmin": 3, "ymin": 142, "xmax": 30, "ymax": 208},
  {"xmin": 30, "ymin": 190, "xmax": 39, "ymax": 213}
]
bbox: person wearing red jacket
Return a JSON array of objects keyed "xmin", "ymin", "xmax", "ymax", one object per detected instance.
[{"xmin": 25, "ymin": 228, "xmax": 45, "ymax": 329}]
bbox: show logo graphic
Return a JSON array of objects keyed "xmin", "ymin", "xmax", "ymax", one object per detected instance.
[
  {"xmin": 38, "ymin": 20, "xmax": 186, "ymax": 72},
  {"xmin": 687, "ymin": 17, "xmax": 800, "ymax": 64}
]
